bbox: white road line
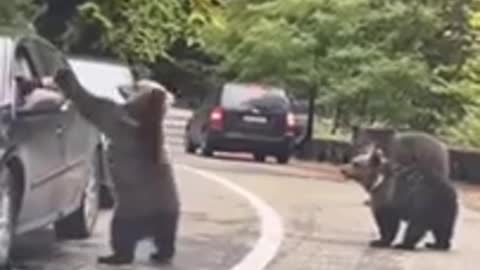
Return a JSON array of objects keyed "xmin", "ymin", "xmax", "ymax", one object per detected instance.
[{"xmin": 178, "ymin": 164, "xmax": 285, "ymax": 270}]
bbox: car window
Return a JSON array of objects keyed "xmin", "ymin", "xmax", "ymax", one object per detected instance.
[
  {"xmin": 30, "ymin": 38, "xmax": 68, "ymax": 80},
  {"xmin": 13, "ymin": 47, "xmax": 35, "ymax": 80},
  {"xmin": 220, "ymin": 83, "xmax": 290, "ymax": 112},
  {"xmin": 68, "ymin": 58, "xmax": 134, "ymax": 104}
]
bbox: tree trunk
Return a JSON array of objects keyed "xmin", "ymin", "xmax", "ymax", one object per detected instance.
[
  {"xmin": 304, "ymin": 87, "xmax": 317, "ymax": 143},
  {"xmin": 331, "ymin": 104, "xmax": 342, "ymax": 135}
]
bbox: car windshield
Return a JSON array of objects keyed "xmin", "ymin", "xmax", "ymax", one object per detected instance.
[
  {"xmin": 221, "ymin": 83, "xmax": 290, "ymax": 112},
  {"xmin": 68, "ymin": 58, "xmax": 134, "ymax": 104}
]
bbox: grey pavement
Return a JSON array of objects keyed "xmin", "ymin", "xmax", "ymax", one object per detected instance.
[
  {"xmin": 167, "ymin": 106, "xmax": 480, "ymax": 270},
  {"xmin": 180, "ymin": 151, "xmax": 480, "ymax": 270},
  {"xmin": 9, "ymin": 166, "xmax": 258, "ymax": 270}
]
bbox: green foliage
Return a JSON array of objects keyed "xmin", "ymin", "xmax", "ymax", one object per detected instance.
[
  {"xmin": 442, "ymin": 2, "xmax": 480, "ymax": 147},
  {"xmin": 73, "ymin": 0, "xmax": 224, "ymax": 63},
  {"xmin": 205, "ymin": 0, "xmax": 475, "ymax": 133},
  {"xmin": 0, "ymin": 0, "xmax": 37, "ymax": 29}
]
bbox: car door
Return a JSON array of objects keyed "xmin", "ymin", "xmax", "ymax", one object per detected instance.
[
  {"xmin": 11, "ymin": 39, "xmax": 66, "ymax": 226},
  {"xmin": 29, "ymin": 38, "xmax": 91, "ymax": 212}
]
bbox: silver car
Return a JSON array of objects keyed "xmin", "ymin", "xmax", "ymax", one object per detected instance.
[{"xmin": 0, "ymin": 31, "xmax": 102, "ymax": 266}]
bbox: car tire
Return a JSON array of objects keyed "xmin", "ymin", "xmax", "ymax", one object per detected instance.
[
  {"xmin": 201, "ymin": 146, "xmax": 214, "ymax": 157},
  {"xmin": 254, "ymin": 153, "xmax": 266, "ymax": 162},
  {"xmin": 185, "ymin": 137, "xmax": 197, "ymax": 154},
  {"xmin": 97, "ymin": 139, "xmax": 114, "ymax": 209},
  {"xmin": 0, "ymin": 167, "xmax": 20, "ymax": 268},
  {"xmin": 54, "ymin": 153, "xmax": 100, "ymax": 239},
  {"xmin": 99, "ymin": 184, "xmax": 114, "ymax": 209},
  {"xmin": 200, "ymin": 139, "xmax": 214, "ymax": 157},
  {"xmin": 276, "ymin": 153, "xmax": 290, "ymax": 164}
]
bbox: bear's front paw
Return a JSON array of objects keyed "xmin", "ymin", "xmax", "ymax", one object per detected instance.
[
  {"xmin": 393, "ymin": 243, "xmax": 415, "ymax": 250},
  {"xmin": 369, "ymin": 239, "xmax": 390, "ymax": 248}
]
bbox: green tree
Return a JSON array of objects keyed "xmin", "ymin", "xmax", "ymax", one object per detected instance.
[
  {"xmin": 442, "ymin": 1, "xmax": 480, "ymax": 147},
  {"xmin": 32, "ymin": 0, "xmax": 225, "ymax": 102},
  {"xmin": 58, "ymin": 0, "xmax": 224, "ymax": 62},
  {"xmin": 0, "ymin": 0, "xmax": 37, "ymax": 29},
  {"xmin": 204, "ymin": 0, "xmax": 475, "ymax": 137}
]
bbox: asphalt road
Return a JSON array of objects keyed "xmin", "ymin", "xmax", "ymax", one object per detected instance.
[{"xmin": 7, "ymin": 108, "xmax": 480, "ymax": 270}]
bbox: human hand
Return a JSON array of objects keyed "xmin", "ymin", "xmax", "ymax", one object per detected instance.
[{"xmin": 41, "ymin": 76, "xmax": 57, "ymax": 89}]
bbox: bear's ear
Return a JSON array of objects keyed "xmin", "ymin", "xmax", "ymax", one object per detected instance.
[{"xmin": 369, "ymin": 146, "xmax": 386, "ymax": 167}]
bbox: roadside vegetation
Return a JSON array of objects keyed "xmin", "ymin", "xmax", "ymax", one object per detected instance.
[{"xmin": 5, "ymin": 0, "xmax": 480, "ymax": 148}]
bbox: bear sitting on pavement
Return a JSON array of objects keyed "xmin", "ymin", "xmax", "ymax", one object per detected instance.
[{"xmin": 340, "ymin": 145, "xmax": 458, "ymax": 251}]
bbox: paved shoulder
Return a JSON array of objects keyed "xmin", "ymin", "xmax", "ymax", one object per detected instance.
[
  {"xmin": 182, "ymin": 154, "xmax": 480, "ymax": 270},
  {"xmin": 9, "ymin": 166, "xmax": 258, "ymax": 270}
]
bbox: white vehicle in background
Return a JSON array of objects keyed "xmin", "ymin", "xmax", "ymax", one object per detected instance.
[
  {"xmin": 68, "ymin": 56, "xmax": 131, "ymax": 104},
  {"xmin": 68, "ymin": 56, "xmax": 135, "ymax": 208}
]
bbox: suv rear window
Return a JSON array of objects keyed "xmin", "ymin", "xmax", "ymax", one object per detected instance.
[{"xmin": 221, "ymin": 83, "xmax": 290, "ymax": 112}]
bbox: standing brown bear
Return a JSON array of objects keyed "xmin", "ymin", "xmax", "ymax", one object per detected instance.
[{"xmin": 53, "ymin": 69, "xmax": 180, "ymax": 265}]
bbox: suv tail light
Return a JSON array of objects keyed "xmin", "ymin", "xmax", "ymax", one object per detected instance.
[
  {"xmin": 286, "ymin": 112, "xmax": 296, "ymax": 136},
  {"xmin": 209, "ymin": 106, "xmax": 224, "ymax": 131}
]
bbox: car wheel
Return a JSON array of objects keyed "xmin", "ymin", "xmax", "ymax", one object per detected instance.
[
  {"xmin": 276, "ymin": 153, "xmax": 290, "ymax": 164},
  {"xmin": 0, "ymin": 167, "xmax": 19, "ymax": 268},
  {"xmin": 185, "ymin": 136, "xmax": 197, "ymax": 154},
  {"xmin": 201, "ymin": 146, "xmax": 214, "ymax": 157},
  {"xmin": 254, "ymin": 153, "xmax": 266, "ymax": 162},
  {"xmin": 55, "ymin": 153, "xmax": 100, "ymax": 239},
  {"xmin": 98, "ymin": 147, "xmax": 114, "ymax": 209},
  {"xmin": 200, "ymin": 139, "xmax": 214, "ymax": 157},
  {"xmin": 99, "ymin": 184, "xmax": 114, "ymax": 209}
]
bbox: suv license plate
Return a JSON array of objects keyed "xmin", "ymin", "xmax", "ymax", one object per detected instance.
[{"xmin": 243, "ymin": 115, "xmax": 267, "ymax": 123}]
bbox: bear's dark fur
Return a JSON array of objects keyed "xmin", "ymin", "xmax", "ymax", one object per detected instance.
[
  {"xmin": 340, "ymin": 146, "xmax": 458, "ymax": 251},
  {"xmin": 391, "ymin": 132, "xmax": 450, "ymax": 179},
  {"xmin": 54, "ymin": 69, "xmax": 179, "ymax": 265},
  {"xmin": 353, "ymin": 130, "xmax": 450, "ymax": 179}
]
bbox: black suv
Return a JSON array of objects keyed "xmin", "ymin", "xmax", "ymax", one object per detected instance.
[{"xmin": 185, "ymin": 83, "xmax": 296, "ymax": 164}]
